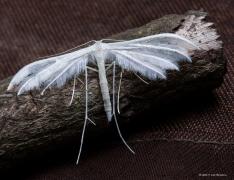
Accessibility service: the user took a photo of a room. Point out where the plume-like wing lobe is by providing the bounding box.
[9,45,95,95]
[105,33,197,80]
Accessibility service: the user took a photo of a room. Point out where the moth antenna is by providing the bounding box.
[117,70,123,114]
[63,40,96,53]
[76,66,88,165]
[36,40,96,61]
[101,39,125,43]
[112,62,135,154]
[134,72,150,85]
[68,75,76,106]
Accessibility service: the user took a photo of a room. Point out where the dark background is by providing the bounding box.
[0,0,233,179]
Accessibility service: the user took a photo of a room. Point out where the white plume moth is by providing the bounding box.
[8,33,198,164]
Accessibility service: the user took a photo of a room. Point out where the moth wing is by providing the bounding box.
[9,45,95,95]
[104,33,197,80]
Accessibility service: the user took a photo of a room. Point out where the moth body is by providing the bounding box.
[94,41,112,122]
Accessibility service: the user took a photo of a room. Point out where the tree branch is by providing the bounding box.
[0,11,226,171]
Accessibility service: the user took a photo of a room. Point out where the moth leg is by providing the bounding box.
[117,71,148,114]
[112,114,135,154]
[76,66,89,165]
[77,77,84,85]
[68,75,76,106]
[87,118,96,126]
[112,62,135,154]
[68,75,96,126]
[68,76,94,105]
[134,72,150,85]
[117,70,123,114]
[105,62,115,72]
[86,66,98,73]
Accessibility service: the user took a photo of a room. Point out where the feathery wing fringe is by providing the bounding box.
[9,46,94,95]
[8,33,197,95]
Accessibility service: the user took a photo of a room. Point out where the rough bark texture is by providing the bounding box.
[0,11,226,171]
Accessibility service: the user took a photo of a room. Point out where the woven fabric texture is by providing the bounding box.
[0,0,233,179]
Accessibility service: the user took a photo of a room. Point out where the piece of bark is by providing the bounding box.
[0,11,225,171]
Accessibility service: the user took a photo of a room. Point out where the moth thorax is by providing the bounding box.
[95,41,102,51]
[94,41,105,61]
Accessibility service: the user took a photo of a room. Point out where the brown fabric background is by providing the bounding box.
[0,0,233,179]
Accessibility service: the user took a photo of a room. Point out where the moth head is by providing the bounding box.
[94,40,102,51]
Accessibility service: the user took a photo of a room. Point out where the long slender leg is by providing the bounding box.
[105,62,115,72]
[87,66,98,72]
[117,71,148,114]
[87,118,96,126]
[117,70,123,114]
[112,62,135,154]
[68,75,76,106]
[69,74,95,126]
[77,77,84,85]
[76,66,89,165]
[134,72,149,85]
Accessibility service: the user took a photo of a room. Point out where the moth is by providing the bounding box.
[7,33,198,164]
